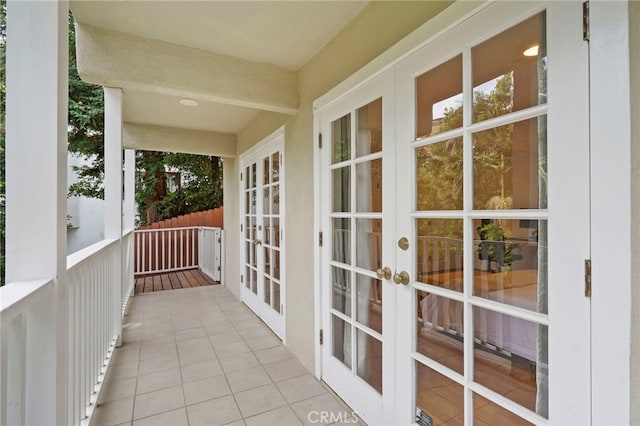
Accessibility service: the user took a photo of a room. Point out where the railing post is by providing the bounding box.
[104,88,123,347]
[122,150,136,311]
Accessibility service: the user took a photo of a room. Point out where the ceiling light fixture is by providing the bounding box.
[523,45,539,57]
[179,98,198,107]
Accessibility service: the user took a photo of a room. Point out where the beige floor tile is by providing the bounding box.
[226,312,258,323]
[111,348,140,366]
[183,374,231,405]
[181,359,224,383]
[276,375,327,404]
[209,331,244,346]
[238,326,273,340]
[172,318,203,332]
[98,377,137,403]
[263,358,309,383]
[136,367,182,395]
[139,342,177,361]
[204,321,235,336]
[92,396,134,426]
[132,407,188,426]
[231,318,263,330]
[105,361,138,383]
[175,327,206,341]
[140,334,175,347]
[255,346,294,365]
[233,383,288,418]
[213,341,251,358]
[177,337,212,354]
[244,335,282,351]
[179,347,217,366]
[244,406,303,426]
[225,365,272,393]
[138,354,179,376]
[290,393,353,426]
[222,421,246,426]
[186,395,242,426]
[133,385,185,420]
[219,352,260,373]
[142,325,174,340]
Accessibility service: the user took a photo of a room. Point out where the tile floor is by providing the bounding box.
[91,285,361,426]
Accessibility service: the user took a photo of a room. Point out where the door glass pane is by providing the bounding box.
[264,248,271,276]
[264,278,271,305]
[356,159,382,212]
[355,274,381,334]
[273,282,281,313]
[251,163,257,188]
[473,219,547,313]
[474,394,534,426]
[332,315,352,369]
[272,152,280,183]
[251,243,256,267]
[416,219,463,291]
[332,267,351,317]
[416,363,464,425]
[472,12,547,122]
[245,166,250,189]
[417,291,463,374]
[333,167,351,212]
[272,218,280,248]
[332,114,351,164]
[263,156,270,184]
[264,220,270,245]
[473,306,548,417]
[245,266,251,289]
[356,98,382,157]
[333,218,351,265]
[251,269,257,294]
[473,117,547,210]
[272,184,280,215]
[416,137,463,211]
[263,187,270,215]
[250,190,256,214]
[356,330,382,394]
[416,55,463,139]
[355,219,380,271]
[273,250,280,280]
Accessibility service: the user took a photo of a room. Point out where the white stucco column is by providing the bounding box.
[5,1,69,424]
[104,87,123,345]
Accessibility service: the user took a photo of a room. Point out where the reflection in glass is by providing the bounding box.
[273,218,280,248]
[251,242,256,268]
[416,138,463,211]
[272,152,280,183]
[332,267,351,317]
[356,159,382,212]
[251,269,257,294]
[273,282,281,313]
[273,250,280,280]
[355,219,380,271]
[416,363,464,425]
[251,163,256,188]
[416,55,463,139]
[263,187,270,215]
[473,306,548,417]
[332,315,352,368]
[333,167,351,212]
[472,12,546,122]
[416,291,463,374]
[332,114,351,164]
[264,248,271,276]
[245,266,251,289]
[355,274,382,334]
[473,219,547,314]
[272,184,280,215]
[263,156,270,184]
[264,221,270,245]
[356,98,382,157]
[473,117,547,210]
[245,166,250,190]
[356,330,382,394]
[264,278,271,305]
[333,218,351,265]
[416,219,463,292]
[474,394,533,426]
[250,190,256,214]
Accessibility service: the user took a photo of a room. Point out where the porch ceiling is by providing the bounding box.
[70,1,370,140]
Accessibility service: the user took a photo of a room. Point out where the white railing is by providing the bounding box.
[199,227,222,282]
[121,230,135,314]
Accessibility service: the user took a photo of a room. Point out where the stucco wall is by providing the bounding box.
[231,1,452,373]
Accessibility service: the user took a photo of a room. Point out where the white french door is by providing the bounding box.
[240,130,285,339]
[318,2,590,425]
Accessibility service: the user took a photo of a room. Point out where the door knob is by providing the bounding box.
[376,267,392,280]
[253,239,262,246]
[393,271,410,285]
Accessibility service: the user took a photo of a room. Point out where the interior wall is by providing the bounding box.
[234,1,453,373]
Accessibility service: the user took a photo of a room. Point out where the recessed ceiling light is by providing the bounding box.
[179,98,198,107]
[523,45,539,57]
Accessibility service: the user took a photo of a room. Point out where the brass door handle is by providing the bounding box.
[393,271,410,285]
[253,239,262,246]
[376,267,392,281]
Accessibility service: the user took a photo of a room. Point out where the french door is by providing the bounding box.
[240,130,285,339]
[319,2,590,425]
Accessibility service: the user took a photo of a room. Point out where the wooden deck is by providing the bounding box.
[134,268,219,295]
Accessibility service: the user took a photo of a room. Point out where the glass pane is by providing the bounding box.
[250,190,256,214]
[264,248,271,276]
[245,217,250,238]
[273,218,280,248]
[245,191,250,214]
[356,330,382,394]
[273,250,280,280]
[264,278,271,305]
[473,219,547,313]
[263,156,270,184]
[332,267,351,317]
[245,266,251,289]
[355,274,382,334]
[416,55,463,139]
[272,184,280,215]
[473,306,548,417]
[356,159,382,212]
[251,163,257,188]
[332,114,351,164]
[332,167,351,212]
[251,242,256,267]
[250,216,256,240]
[245,242,250,268]
[356,98,382,157]
[473,117,547,210]
[416,219,463,292]
[472,12,546,122]
[273,282,281,313]
[251,269,257,294]
[264,221,270,245]
[272,152,280,183]
[245,166,250,190]
[263,187,270,215]
[417,291,463,374]
[332,218,351,265]
[474,394,534,426]
[355,219,381,271]
[416,363,464,425]
[332,315,352,369]
[416,137,463,211]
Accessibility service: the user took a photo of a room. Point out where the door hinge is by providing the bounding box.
[217,266,221,272]
[585,259,592,297]
[319,329,324,345]
[240,172,243,181]
[319,231,323,247]
[241,274,244,283]
[241,224,243,232]
[583,1,590,41]
[318,133,323,149]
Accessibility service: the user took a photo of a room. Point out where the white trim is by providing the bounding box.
[313,113,323,379]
